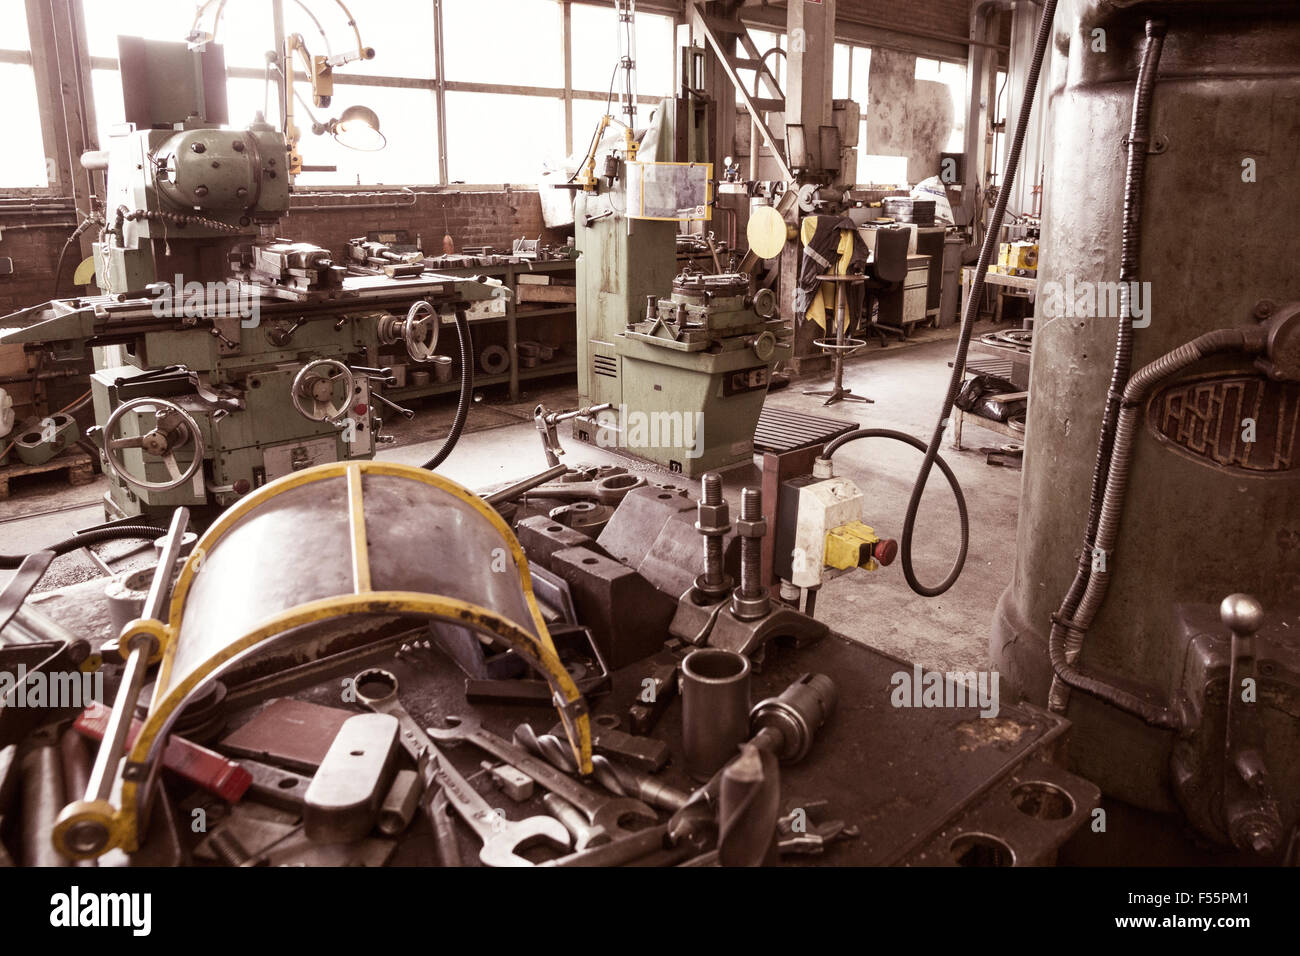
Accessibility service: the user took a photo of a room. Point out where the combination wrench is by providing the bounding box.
[353,669,569,867]
[429,714,659,839]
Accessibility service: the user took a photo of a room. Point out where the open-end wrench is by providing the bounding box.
[542,793,612,851]
[354,669,570,867]
[429,714,659,839]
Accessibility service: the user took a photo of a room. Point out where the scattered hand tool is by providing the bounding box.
[303,713,400,843]
[627,660,679,735]
[554,714,669,773]
[514,723,689,812]
[483,761,534,802]
[430,713,658,838]
[543,793,614,850]
[354,668,570,867]
[668,673,838,849]
[378,770,423,836]
[75,700,252,802]
[237,758,312,811]
[716,743,781,866]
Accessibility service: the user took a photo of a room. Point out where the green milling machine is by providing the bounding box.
[0,39,498,525]
[571,102,789,477]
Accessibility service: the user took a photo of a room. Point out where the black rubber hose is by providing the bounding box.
[51,214,102,297]
[822,428,968,581]
[0,525,168,570]
[419,309,473,471]
[897,0,1058,597]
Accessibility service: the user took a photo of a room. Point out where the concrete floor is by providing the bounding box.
[0,320,1020,675]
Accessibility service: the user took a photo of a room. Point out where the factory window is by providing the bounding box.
[444,92,564,184]
[84,0,441,184]
[571,4,674,98]
[35,0,686,189]
[849,46,872,186]
[737,28,785,101]
[443,0,564,88]
[0,0,51,188]
[833,43,850,99]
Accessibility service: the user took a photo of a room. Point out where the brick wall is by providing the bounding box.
[280,187,565,261]
[0,223,71,317]
[0,187,560,319]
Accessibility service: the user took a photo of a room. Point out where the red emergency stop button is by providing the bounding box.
[874,538,899,566]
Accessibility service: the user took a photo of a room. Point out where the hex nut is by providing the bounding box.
[695,502,731,533]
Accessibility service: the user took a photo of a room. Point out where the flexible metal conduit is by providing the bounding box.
[1047,327,1267,726]
[1046,16,1167,711]
[419,309,473,471]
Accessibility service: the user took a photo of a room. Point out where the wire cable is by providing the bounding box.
[894,0,1057,597]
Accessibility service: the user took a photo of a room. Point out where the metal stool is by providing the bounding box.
[803,273,873,406]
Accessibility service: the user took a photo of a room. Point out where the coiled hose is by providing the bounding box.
[896,0,1057,597]
[0,524,168,570]
[1046,327,1266,727]
[822,429,968,580]
[1047,16,1167,712]
[419,309,472,471]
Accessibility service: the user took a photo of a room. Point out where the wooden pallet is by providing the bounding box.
[0,448,96,499]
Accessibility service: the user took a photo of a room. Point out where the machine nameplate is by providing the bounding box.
[1148,373,1300,474]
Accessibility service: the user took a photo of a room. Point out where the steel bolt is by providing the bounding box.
[694,473,732,600]
[732,487,770,620]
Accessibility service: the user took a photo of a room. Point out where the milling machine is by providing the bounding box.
[572,103,789,477]
[0,38,499,524]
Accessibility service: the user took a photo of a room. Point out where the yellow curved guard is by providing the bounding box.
[99,460,591,855]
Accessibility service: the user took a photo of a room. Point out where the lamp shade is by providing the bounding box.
[333,105,386,151]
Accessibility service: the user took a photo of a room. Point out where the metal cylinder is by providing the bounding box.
[681,648,751,781]
[750,672,839,763]
[20,743,67,867]
[991,0,1300,814]
[105,567,154,634]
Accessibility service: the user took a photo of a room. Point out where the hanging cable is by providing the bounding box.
[894,0,1058,597]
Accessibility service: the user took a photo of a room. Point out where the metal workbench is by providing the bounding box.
[21,574,1097,867]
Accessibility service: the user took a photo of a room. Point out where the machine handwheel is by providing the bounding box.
[102,397,205,492]
[403,300,439,363]
[292,359,356,423]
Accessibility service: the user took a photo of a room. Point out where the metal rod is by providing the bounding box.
[484,463,568,506]
[83,639,150,805]
[82,507,189,808]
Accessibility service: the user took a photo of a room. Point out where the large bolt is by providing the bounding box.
[731,487,770,620]
[694,473,732,601]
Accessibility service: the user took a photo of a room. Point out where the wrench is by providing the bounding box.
[353,669,570,867]
[429,714,659,839]
[542,793,612,851]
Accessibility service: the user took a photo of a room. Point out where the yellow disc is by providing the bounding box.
[748,205,790,260]
[72,256,97,287]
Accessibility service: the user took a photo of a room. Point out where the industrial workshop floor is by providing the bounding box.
[0,320,1016,678]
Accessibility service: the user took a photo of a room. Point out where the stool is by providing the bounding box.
[803,273,873,406]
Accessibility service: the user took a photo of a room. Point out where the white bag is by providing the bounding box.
[911,175,955,226]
